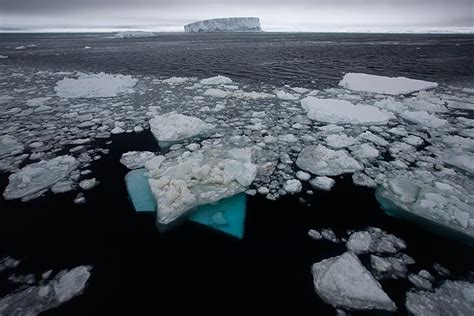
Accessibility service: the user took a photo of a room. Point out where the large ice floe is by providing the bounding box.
[311,252,397,311]
[55,73,138,98]
[0,265,92,315]
[147,146,257,226]
[339,73,438,95]
[301,97,392,125]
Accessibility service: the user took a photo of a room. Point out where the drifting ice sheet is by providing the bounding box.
[149,113,215,142]
[55,73,138,98]
[339,73,438,95]
[312,252,397,311]
[301,97,392,125]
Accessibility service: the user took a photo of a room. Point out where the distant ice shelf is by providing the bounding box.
[184,17,262,33]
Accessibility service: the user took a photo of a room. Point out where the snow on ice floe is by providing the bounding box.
[0,265,92,315]
[406,280,474,315]
[147,146,257,226]
[339,73,438,95]
[301,97,392,125]
[149,113,215,142]
[296,145,363,176]
[3,155,79,201]
[0,55,8,59]
[55,73,138,98]
[200,75,233,85]
[114,31,155,38]
[312,252,397,311]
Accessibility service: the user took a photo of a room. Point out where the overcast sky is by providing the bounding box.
[0,0,472,32]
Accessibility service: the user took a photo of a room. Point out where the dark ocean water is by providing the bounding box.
[1,32,474,87]
[0,33,473,314]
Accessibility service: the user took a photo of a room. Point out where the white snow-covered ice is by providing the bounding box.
[339,73,438,95]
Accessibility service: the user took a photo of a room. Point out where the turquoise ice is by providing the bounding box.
[189,193,247,239]
[125,169,247,238]
[125,169,156,212]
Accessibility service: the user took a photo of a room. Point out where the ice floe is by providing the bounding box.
[339,73,438,95]
[149,113,215,143]
[3,155,79,201]
[147,146,257,226]
[120,151,157,169]
[301,97,392,125]
[312,252,397,311]
[200,75,233,85]
[296,145,363,176]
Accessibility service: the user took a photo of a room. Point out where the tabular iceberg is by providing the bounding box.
[184,17,262,33]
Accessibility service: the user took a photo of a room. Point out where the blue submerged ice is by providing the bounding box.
[188,193,246,239]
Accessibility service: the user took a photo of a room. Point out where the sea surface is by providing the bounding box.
[0,32,473,314]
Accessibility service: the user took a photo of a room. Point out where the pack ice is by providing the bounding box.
[312,252,397,311]
[339,73,438,95]
[147,146,257,226]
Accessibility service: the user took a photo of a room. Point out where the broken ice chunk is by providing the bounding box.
[120,151,157,169]
[283,179,302,193]
[312,252,397,311]
[200,75,232,85]
[309,176,335,191]
[3,155,79,200]
[0,135,24,158]
[0,265,92,315]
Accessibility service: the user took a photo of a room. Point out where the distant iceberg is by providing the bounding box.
[114,31,155,38]
[184,17,262,33]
